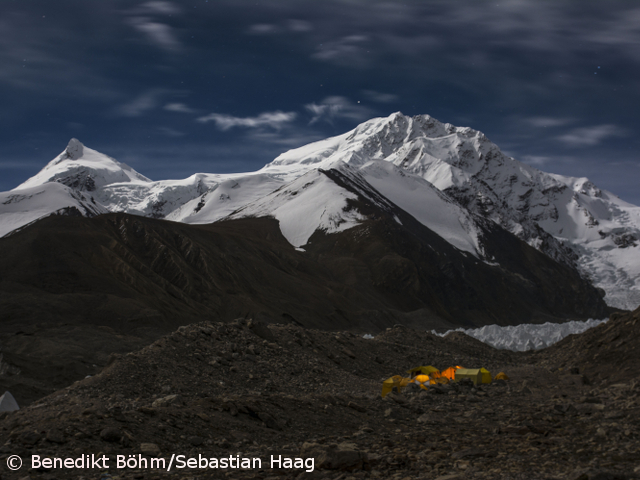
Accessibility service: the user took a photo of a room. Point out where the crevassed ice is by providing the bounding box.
[431,318,607,352]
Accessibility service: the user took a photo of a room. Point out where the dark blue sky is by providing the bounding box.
[2,0,639,204]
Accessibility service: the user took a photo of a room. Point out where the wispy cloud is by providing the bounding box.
[246,19,313,35]
[246,24,280,35]
[135,1,181,15]
[128,17,181,52]
[556,125,626,147]
[247,129,324,147]
[116,90,165,117]
[312,35,371,67]
[196,111,297,130]
[287,19,313,33]
[524,116,575,128]
[164,102,196,114]
[124,1,182,52]
[305,96,374,125]
[362,90,398,104]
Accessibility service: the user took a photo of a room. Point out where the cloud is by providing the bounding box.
[247,129,324,147]
[287,19,313,33]
[136,1,181,15]
[124,2,182,52]
[129,18,181,52]
[116,90,165,117]
[556,125,625,147]
[524,116,575,128]
[246,20,312,35]
[246,24,281,35]
[196,111,297,130]
[305,96,375,125]
[164,102,195,114]
[312,35,370,67]
[362,90,398,104]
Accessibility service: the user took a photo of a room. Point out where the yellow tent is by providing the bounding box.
[440,366,463,380]
[407,365,440,378]
[494,372,509,381]
[480,368,492,384]
[412,374,431,390]
[381,375,411,398]
[454,368,483,385]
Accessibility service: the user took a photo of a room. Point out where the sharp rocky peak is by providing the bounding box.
[64,138,84,160]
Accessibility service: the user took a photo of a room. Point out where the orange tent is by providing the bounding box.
[440,366,464,380]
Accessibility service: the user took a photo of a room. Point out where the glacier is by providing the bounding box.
[434,318,608,352]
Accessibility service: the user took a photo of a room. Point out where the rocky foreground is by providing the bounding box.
[1,307,639,480]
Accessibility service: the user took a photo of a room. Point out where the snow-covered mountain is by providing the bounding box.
[2,112,639,309]
[262,113,640,309]
[0,182,108,238]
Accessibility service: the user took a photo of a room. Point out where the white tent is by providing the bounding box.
[0,391,19,412]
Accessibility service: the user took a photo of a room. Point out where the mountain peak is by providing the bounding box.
[64,138,84,160]
[14,140,151,192]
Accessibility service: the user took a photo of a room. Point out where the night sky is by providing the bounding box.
[2,0,639,204]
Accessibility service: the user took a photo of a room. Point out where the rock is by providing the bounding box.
[568,468,635,480]
[385,408,403,420]
[430,385,446,394]
[347,401,366,413]
[188,435,204,446]
[342,348,356,359]
[451,447,488,459]
[247,319,277,343]
[301,441,367,471]
[17,431,41,446]
[417,413,433,423]
[387,393,408,405]
[45,429,65,444]
[100,428,122,443]
[151,394,181,408]
[258,411,283,431]
[140,442,161,456]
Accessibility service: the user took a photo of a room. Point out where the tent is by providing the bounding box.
[407,365,440,378]
[0,391,19,412]
[381,375,411,398]
[494,372,509,381]
[480,368,492,384]
[440,366,463,380]
[411,374,431,390]
[454,368,483,385]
